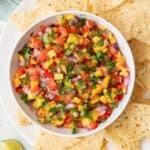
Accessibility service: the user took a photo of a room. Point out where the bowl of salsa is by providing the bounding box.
[10,11,135,137]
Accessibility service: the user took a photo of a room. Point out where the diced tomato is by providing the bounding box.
[59,26,68,36]
[31,36,43,49]
[116,83,123,90]
[57,52,64,58]
[76,121,84,128]
[109,45,117,54]
[69,26,79,33]
[47,79,58,91]
[15,87,23,93]
[64,114,72,125]
[44,71,54,78]
[37,50,48,62]
[54,35,66,45]
[104,108,112,119]
[84,38,91,47]
[85,20,94,29]
[15,67,25,77]
[80,71,89,81]
[40,25,46,32]
[82,25,90,33]
[64,94,73,104]
[45,45,54,51]
[87,122,98,130]
[54,95,61,102]
[116,95,123,101]
[112,74,123,84]
[27,67,39,80]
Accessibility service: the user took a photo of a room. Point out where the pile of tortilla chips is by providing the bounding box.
[12,0,150,149]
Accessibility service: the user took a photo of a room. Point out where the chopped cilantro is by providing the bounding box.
[49,107,58,114]
[20,93,29,104]
[71,127,77,134]
[69,19,75,26]
[18,45,31,59]
[106,60,115,71]
[96,40,104,46]
[97,29,102,36]
[49,29,56,39]
[65,48,72,56]
[90,75,98,82]
[96,51,104,62]
[77,18,86,27]
[67,63,74,73]
[21,73,30,86]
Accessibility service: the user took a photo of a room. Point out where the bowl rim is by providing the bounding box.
[9,10,135,138]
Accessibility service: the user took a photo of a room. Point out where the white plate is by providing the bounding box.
[0,0,150,149]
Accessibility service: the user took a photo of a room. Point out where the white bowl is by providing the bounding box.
[9,10,135,138]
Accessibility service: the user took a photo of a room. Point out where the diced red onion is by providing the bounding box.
[45,93,54,100]
[124,76,130,85]
[66,103,75,109]
[33,48,41,57]
[68,56,77,62]
[109,45,117,53]
[49,90,59,96]
[38,31,43,36]
[40,77,49,82]
[72,75,81,82]
[22,86,30,94]
[56,66,61,73]
[45,27,51,32]
[97,79,102,84]
[19,61,25,66]
[95,105,108,115]
[113,43,119,50]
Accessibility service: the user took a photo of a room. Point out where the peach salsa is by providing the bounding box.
[13,14,129,134]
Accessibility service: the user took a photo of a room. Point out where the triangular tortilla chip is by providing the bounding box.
[136,61,150,89]
[34,131,82,150]
[69,131,104,150]
[128,39,150,64]
[17,110,31,125]
[105,103,150,142]
[11,6,56,32]
[105,127,140,150]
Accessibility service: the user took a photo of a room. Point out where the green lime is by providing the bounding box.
[0,139,24,150]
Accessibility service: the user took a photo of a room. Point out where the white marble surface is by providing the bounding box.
[0,22,31,150]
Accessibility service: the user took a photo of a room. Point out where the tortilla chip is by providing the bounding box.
[128,39,150,64]
[131,82,150,105]
[105,103,150,142]
[88,0,125,13]
[36,0,67,11]
[136,61,150,89]
[100,139,107,150]
[69,131,104,150]
[105,127,140,150]
[36,0,89,11]
[97,0,150,43]
[34,131,82,150]
[11,6,56,32]
[17,110,31,125]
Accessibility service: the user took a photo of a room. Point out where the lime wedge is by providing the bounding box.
[0,140,24,150]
